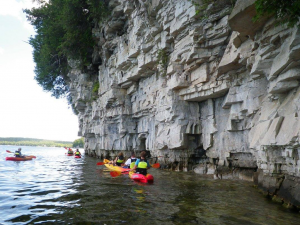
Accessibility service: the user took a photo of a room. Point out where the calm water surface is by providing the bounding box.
[0,145,299,225]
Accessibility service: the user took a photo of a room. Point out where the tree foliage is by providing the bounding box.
[24,0,109,98]
[73,137,84,148]
[190,0,236,16]
[254,0,300,27]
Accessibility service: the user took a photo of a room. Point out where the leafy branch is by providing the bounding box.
[254,0,300,27]
[24,0,109,99]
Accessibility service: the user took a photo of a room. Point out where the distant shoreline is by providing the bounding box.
[0,137,73,148]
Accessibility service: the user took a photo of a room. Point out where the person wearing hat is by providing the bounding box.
[14,148,24,158]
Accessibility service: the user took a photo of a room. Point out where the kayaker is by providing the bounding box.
[131,151,151,175]
[110,152,125,166]
[123,152,137,169]
[74,149,81,156]
[14,148,24,158]
[68,148,73,155]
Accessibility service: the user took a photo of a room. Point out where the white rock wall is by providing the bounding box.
[68,0,300,206]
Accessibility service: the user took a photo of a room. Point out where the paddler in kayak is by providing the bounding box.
[131,151,151,175]
[109,152,125,166]
[123,152,137,169]
[14,148,24,158]
[74,149,81,157]
[67,148,74,155]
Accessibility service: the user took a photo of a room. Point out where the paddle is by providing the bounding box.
[110,170,130,177]
[110,171,122,177]
[151,163,160,169]
[96,159,110,166]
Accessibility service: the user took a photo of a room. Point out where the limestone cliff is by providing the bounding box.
[68,0,300,207]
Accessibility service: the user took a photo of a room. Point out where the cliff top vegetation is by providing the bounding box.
[24,0,109,101]
[254,0,300,27]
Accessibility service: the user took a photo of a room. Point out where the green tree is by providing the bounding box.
[73,137,84,148]
[254,0,300,27]
[24,0,109,99]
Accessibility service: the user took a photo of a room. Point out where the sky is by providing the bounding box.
[0,0,80,142]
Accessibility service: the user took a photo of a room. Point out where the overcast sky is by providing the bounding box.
[0,0,80,142]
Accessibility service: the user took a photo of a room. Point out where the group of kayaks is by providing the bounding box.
[6,150,155,184]
[5,149,82,161]
[65,147,82,158]
[6,154,81,160]
[66,153,81,158]
[100,159,154,184]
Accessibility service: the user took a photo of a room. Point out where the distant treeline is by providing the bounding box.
[0,137,72,148]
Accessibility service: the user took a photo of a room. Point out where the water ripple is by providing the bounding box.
[1,145,300,224]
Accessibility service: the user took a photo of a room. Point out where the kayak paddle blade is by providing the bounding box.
[96,162,105,166]
[152,163,160,169]
[6,150,13,153]
[110,171,121,177]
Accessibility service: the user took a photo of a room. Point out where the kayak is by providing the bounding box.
[74,155,81,158]
[104,163,130,173]
[129,171,154,183]
[6,156,33,161]
[103,159,130,173]
[66,153,73,156]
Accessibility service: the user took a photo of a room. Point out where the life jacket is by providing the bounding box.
[15,150,21,157]
[75,151,80,156]
[129,158,137,169]
[136,158,148,175]
[116,155,124,166]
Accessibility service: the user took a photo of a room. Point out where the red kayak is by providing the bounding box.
[66,153,73,156]
[6,156,34,161]
[74,155,81,158]
[129,171,154,183]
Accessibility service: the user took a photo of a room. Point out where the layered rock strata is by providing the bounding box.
[68,0,300,207]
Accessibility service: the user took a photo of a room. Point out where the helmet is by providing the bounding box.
[18,148,21,151]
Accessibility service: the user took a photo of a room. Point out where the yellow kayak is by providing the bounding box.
[104,160,130,172]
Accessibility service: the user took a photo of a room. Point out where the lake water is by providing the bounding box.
[0,145,299,224]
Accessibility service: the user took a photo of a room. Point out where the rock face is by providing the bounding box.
[68,0,300,207]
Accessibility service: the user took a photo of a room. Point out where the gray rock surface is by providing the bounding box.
[68,0,300,207]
